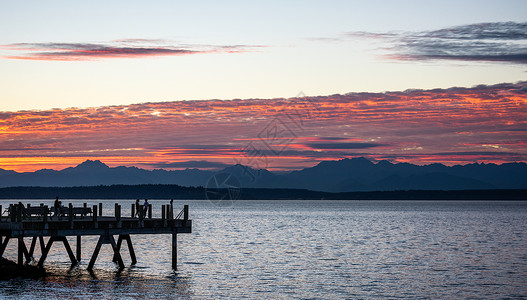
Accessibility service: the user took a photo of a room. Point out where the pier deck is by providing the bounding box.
[0,202,191,271]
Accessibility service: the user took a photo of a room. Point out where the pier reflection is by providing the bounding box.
[0,263,195,299]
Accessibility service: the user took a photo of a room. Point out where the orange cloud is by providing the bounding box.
[0,82,526,171]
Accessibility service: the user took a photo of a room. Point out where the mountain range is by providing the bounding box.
[1,158,526,192]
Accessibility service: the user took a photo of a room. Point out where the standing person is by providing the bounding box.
[143,199,150,218]
[135,199,140,217]
[18,202,27,220]
[54,196,60,219]
[169,199,174,219]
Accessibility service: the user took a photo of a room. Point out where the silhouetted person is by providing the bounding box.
[135,199,140,217]
[144,199,150,217]
[18,202,27,219]
[54,197,61,219]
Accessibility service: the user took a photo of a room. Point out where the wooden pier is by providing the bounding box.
[0,202,191,271]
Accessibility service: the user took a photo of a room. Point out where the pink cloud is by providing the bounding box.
[0,82,526,171]
[1,40,263,61]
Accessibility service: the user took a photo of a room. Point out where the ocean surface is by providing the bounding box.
[1,200,526,299]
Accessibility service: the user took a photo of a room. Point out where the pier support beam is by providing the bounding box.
[38,236,78,268]
[172,229,178,270]
[28,236,37,260]
[0,236,9,257]
[17,237,31,265]
[113,234,137,265]
[88,233,124,271]
[76,236,82,261]
[27,236,46,262]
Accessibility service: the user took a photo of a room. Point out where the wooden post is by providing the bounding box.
[184,205,189,221]
[162,205,167,227]
[166,205,171,220]
[98,203,102,216]
[148,204,152,219]
[115,203,121,220]
[172,230,178,270]
[92,205,98,228]
[76,236,81,261]
[131,204,135,218]
[116,204,121,228]
[68,203,74,228]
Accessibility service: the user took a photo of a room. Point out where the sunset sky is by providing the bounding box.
[0,1,526,172]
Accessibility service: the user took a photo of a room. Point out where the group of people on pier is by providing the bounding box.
[135,199,150,217]
[133,198,174,218]
[53,196,64,219]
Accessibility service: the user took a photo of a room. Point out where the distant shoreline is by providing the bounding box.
[0,185,526,200]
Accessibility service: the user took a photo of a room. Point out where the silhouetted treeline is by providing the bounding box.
[0,184,204,199]
[0,185,526,200]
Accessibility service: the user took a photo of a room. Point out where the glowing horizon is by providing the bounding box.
[1,82,525,172]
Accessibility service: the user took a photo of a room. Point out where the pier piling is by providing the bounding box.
[172,230,177,270]
[77,235,82,261]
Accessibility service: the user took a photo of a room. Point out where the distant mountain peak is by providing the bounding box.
[315,157,374,168]
[71,160,109,170]
[376,160,394,166]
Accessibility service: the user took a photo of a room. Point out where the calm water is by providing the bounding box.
[1,200,526,299]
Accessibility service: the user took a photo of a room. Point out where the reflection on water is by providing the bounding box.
[1,264,193,299]
[1,200,527,299]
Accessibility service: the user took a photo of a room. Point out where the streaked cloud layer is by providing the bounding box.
[348,22,527,64]
[1,39,261,61]
[1,82,525,172]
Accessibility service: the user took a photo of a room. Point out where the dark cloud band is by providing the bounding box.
[1,40,262,61]
[305,142,386,150]
[348,22,527,64]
